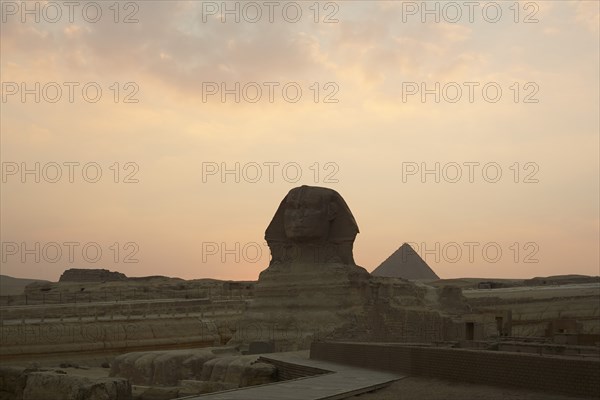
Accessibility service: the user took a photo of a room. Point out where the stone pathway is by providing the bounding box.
[177,351,404,400]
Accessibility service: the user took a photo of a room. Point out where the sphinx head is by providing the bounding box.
[283,186,339,242]
[265,186,359,265]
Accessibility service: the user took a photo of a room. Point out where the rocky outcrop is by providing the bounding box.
[0,366,27,399]
[23,373,131,400]
[59,269,127,283]
[110,348,275,396]
[111,349,220,386]
[0,367,131,400]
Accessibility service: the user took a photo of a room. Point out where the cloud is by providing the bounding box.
[573,0,599,33]
[1,0,598,280]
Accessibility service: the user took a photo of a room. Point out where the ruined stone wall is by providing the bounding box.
[310,341,600,398]
[0,300,248,361]
[0,318,222,360]
[464,288,600,336]
[365,306,462,343]
[0,298,245,321]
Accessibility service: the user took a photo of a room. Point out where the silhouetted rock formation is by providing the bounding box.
[372,243,439,280]
[59,268,127,283]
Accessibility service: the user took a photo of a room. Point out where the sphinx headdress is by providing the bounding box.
[264,186,359,265]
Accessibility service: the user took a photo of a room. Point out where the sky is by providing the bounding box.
[1,0,599,282]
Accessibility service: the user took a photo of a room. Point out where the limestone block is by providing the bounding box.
[22,372,130,400]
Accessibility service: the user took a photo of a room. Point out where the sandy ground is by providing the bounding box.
[349,377,597,400]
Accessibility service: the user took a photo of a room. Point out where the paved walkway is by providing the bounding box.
[178,351,404,400]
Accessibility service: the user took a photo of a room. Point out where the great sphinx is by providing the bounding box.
[230,185,373,351]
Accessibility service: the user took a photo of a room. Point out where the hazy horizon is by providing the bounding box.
[3,244,600,283]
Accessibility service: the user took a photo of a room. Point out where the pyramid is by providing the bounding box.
[372,243,439,280]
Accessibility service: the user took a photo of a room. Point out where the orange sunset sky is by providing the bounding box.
[1,0,598,282]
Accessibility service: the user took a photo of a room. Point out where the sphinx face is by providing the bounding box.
[283,189,331,242]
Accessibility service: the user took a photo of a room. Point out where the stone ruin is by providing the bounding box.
[59,268,127,283]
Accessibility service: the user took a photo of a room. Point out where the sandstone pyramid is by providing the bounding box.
[372,243,439,280]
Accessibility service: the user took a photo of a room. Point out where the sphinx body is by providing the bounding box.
[229,186,371,351]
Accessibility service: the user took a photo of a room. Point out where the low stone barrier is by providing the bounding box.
[310,341,600,398]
